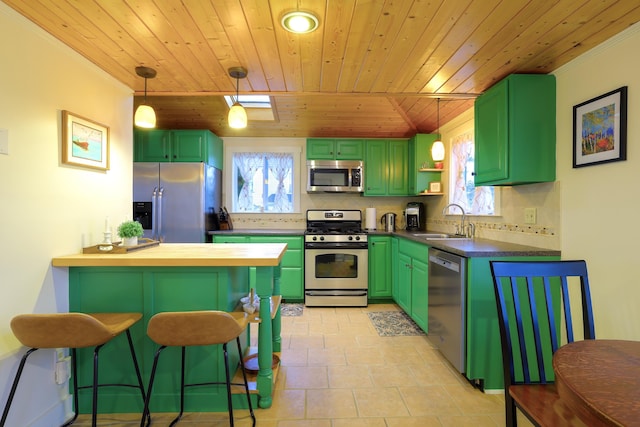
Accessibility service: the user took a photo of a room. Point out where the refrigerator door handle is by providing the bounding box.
[157,187,164,242]
[151,187,158,241]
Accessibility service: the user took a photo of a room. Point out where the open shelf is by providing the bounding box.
[235,295,282,323]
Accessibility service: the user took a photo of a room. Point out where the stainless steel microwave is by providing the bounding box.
[306,160,364,193]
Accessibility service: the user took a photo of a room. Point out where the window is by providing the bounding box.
[231,151,297,213]
[448,131,498,215]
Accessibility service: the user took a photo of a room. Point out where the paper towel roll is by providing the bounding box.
[365,208,377,230]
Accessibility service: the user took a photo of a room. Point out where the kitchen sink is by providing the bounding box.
[411,233,470,240]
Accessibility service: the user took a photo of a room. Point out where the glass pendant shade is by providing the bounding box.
[228,102,247,129]
[134,104,156,128]
[431,140,445,162]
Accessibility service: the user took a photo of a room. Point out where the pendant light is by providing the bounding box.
[134,66,157,128]
[431,98,445,169]
[228,67,248,129]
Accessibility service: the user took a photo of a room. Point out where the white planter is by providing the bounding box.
[122,236,139,247]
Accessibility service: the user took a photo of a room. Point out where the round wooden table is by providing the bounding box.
[553,339,640,426]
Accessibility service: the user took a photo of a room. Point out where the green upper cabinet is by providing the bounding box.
[135,129,223,168]
[408,133,443,195]
[474,74,556,186]
[306,138,364,160]
[364,139,409,196]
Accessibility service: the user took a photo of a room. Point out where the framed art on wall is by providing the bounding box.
[573,86,627,168]
[61,110,110,171]
[428,181,442,193]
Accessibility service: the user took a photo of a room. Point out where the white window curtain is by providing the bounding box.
[451,132,495,215]
[233,153,263,211]
[267,153,292,212]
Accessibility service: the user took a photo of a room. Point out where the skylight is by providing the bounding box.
[224,95,272,109]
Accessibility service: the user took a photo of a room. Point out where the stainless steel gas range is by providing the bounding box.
[304,209,368,307]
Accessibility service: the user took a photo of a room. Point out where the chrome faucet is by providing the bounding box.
[443,203,467,237]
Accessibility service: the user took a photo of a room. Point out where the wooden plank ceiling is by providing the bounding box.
[4,0,640,138]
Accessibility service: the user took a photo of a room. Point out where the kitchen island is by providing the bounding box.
[52,243,286,413]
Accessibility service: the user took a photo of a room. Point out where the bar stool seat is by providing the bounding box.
[141,310,256,427]
[1,312,146,427]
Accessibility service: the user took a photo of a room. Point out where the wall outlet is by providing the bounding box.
[524,207,537,224]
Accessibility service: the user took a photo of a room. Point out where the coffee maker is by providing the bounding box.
[405,202,426,231]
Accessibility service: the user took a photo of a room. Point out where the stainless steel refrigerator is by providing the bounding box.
[133,163,221,243]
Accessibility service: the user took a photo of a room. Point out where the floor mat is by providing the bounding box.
[280,303,303,317]
[367,311,425,337]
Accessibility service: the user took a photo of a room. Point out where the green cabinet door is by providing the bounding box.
[307,138,363,160]
[396,252,412,313]
[388,139,409,195]
[307,139,335,159]
[364,140,388,195]
[368,236,392,299]
[410,257,429,331]
[134,129,171,162]
[171,130,206,162]
[335,139,364,159]
[474,80,509,183]
[474,74,556,186]
[135,129,223,166]
[391,237,399,301]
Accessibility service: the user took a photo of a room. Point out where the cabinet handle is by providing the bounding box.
[337,151,341,155]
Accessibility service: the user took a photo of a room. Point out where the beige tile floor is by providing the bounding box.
[76,303,534,426]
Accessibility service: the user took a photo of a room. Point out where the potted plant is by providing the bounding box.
[117,220,144,246]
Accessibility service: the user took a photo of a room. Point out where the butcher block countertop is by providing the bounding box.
[52,243,288,267]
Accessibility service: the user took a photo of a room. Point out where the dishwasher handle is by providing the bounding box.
[429,254,461,273]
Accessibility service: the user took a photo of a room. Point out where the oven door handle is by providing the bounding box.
[305,291,368,296]
[304,243,368,250]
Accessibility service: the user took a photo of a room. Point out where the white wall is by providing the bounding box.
[554,23,640,340]
[0,4,133,425]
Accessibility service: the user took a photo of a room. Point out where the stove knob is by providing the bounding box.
[348,236,353,241]
[356,236,361,241]
[320,236,325,241]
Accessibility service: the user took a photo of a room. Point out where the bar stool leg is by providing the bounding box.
[125,329,148,407]
[169,347,187,427]
[222,343,234,427]
[140,346,166,427]
[235,338,256,427]
[0,348,38,427]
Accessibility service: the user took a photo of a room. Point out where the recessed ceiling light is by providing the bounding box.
[281,11,319,34]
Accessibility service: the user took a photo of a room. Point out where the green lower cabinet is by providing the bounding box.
[391,237,400,301]
[368,236,392,300]
[395,238,429,331]
[213,235,304,301]
[68,266,251,413]
[410,257,428,331]
[465,255,559,391]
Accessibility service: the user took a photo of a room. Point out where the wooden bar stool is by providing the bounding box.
[141,310,256,427]
[1,312,147,427]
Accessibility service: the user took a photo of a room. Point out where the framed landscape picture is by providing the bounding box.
[61,110,110,171]
[573,86,627,168]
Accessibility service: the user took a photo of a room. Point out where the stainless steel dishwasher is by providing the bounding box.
[428,248,467,373]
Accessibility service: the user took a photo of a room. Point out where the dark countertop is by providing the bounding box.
[209,228,560,257]
[388,230,560,257]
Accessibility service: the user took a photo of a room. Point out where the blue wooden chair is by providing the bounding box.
[490,260,596,427]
